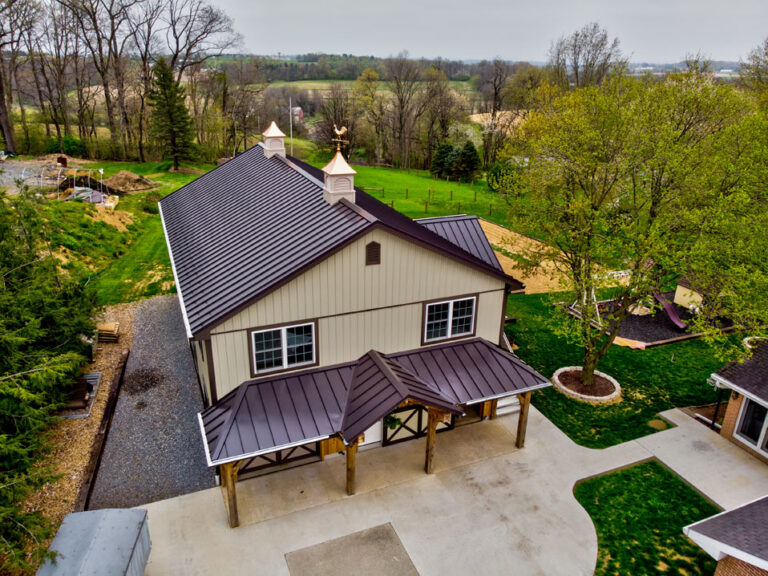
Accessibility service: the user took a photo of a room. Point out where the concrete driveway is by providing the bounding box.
[141,406,768,575]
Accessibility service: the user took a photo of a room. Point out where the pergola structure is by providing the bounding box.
[199,338,548,528]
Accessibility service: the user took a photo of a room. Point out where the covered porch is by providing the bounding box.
[199,338,549,528]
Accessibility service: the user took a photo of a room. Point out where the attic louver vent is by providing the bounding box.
[366,242,381,266]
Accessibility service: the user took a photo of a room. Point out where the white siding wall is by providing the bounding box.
[209,228,506,397]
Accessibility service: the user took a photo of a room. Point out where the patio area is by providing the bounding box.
[141,405,768,575]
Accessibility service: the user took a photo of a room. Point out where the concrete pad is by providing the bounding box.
[285,523,419,576]
[635,408,768,510]
[140,406,767,576]
[143,408,648,576]
[234,419,517,526]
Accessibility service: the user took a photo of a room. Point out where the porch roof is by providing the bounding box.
[199,338,550,467]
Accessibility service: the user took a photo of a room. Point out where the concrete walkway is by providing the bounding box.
[141,407,768,576]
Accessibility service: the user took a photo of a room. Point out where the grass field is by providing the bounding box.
[42,160,212,305]
[268,79,474,94]
[53,158,515,306]
[575,460,718,576]
[506,293,723,448]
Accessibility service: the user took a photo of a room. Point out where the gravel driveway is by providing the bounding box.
[89,295,214,509]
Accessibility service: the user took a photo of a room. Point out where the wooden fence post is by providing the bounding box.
[425,201,429,213]
[457,202,461,214]
[405,188,409,199]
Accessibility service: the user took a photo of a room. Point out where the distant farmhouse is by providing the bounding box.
[159,122,550,527]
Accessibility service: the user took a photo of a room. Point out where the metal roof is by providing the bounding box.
[341,350,461,441]
[160,147,512,337]
[715,342,768,404]
[684,495,768,569]
[199,338,550,466]
[389,338,549,405]
[416,215,503,273]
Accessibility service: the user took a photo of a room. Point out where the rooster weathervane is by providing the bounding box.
[332,124,348,152]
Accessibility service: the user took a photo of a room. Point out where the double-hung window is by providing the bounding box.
[251,322,315,374]
[424,297,476,343]
[735,397,768,457]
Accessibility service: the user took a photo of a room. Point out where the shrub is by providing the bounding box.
[140,192,162,214]
[45,136,88,158]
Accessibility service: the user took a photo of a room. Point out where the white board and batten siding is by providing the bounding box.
[209,228,507,397]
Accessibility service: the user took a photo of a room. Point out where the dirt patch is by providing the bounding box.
[558,369,617,398]
[23,301,137,532]
[35,154,89,166]
[123,367,164,394]
[90,205,133,232]
[104,170,156,193]
[169,166,204,175]
[648,419,667,430]
[131,265,174,297]
[480,219,565,293]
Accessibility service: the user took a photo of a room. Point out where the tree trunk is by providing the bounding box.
[0,65,16,154]
[581,349,597,387]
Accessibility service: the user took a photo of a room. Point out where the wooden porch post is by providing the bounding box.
[425,407,440,474]
[489,399,499,420]
[221,462,240,528]
[516,391,532,448]
[346,437,359,495]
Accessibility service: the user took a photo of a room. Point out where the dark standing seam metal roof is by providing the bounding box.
[341,350,461,441]
[160,147,513,337]
[199,338,550,466]
[685,496,768,566]
[715,342,768,404]
[159,146,372,336]
[416,215,503,273]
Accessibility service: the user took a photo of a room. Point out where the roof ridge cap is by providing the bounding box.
[366,350,409,397]
[211,383,249,460]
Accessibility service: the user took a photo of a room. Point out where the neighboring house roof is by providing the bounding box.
[160,145,516,338]
[683,495,768,571]
[416,215,503,273]
[713,342,768,405]
[199,337,550,466]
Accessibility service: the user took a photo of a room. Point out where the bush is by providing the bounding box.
[140,192,162,214]
[430,143,454,178]
[45,136,88,158]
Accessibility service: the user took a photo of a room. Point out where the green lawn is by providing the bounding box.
[507,293,723,448]
[575,460,719,576]
[41,160,210,305]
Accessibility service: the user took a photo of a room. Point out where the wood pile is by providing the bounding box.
[97,322,120,343]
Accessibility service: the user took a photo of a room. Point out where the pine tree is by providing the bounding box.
[148,58,194,170]
[457,141,481,182]
[430,143,454,178]
[0,186,95,572]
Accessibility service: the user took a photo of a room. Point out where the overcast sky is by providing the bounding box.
[219,0,766,63]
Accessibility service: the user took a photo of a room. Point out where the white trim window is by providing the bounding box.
[252,322,315,374]
[424,297,476,342]
[735,397,768,457]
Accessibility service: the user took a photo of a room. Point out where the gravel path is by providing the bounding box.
[89,295,214,509]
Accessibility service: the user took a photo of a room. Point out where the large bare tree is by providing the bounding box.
[548,22,624,89]
[385,53,426,169]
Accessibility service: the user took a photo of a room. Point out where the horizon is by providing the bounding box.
[216,0,766,65]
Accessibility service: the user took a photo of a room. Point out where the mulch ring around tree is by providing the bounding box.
[552,366,622,404]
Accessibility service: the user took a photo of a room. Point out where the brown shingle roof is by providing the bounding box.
[161,146,512,337]
[684,496,768,569]
[199,338,550,466]
[715,342,768,404]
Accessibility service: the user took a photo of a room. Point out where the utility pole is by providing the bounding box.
[289,96,294,156]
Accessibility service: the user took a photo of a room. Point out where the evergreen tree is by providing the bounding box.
[0,186,94,572]
[148,58,194,170]
[444,146,461,180]
[430,142,454,178]
[456,140,481,182]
